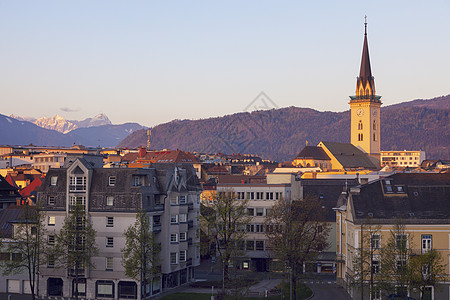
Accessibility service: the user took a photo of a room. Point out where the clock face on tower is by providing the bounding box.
[356,108,364,117]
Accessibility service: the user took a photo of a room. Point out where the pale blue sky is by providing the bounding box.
[1,1,449,127]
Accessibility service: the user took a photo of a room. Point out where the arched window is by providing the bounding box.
[365,88,370,96]
[373,120,376,130]
[373,133,376,141]
[358,120,363,130]
[359,88,364,96]
[358,133,364,141]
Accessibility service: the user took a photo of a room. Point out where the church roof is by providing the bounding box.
[359,25,372,86]
[295,146,331,161]
[319,141,378,170]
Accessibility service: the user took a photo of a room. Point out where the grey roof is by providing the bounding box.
[301,179,359,221]
[320,141,378,169]
[295,146,331,160]
[350,173,450,224]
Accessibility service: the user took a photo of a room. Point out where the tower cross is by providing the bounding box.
[364,15,367,35]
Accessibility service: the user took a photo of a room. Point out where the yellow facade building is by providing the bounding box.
[335,173,450,300]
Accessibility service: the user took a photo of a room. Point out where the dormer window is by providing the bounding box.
[132,175,143,186]
[69,176,86,191]
[50,176,58,186]
[108,176,116,186]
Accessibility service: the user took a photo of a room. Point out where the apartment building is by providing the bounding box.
[380,150,426,168]
[37,156,202,299]
[33,153,66,173]
[335,173,450,300]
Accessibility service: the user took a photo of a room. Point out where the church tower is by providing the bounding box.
[349,17,382,162]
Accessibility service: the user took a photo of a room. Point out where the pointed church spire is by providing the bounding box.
[359,16,372,86]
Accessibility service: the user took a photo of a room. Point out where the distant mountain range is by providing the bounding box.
[0,113,143,148]
[118,94,450,161]
[10,113,112,134]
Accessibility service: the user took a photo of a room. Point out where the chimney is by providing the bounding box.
[139,147,147,158]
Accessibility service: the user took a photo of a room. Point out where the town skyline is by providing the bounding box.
[1,1,449,127]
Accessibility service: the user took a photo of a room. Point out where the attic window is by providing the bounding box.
[409,212,415,217]
[50,176,58,186]
[396,186,405,193]
[368,212,374,217]
[413,191,419,197]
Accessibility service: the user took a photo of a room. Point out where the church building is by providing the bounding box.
[349,18,382,164]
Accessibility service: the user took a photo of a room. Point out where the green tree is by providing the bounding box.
[1,205,47,300]
[264,196,330,300]
[121,210,161,299]
[408,249,446,300]
[201,190,251,287]
[53,203,98,300]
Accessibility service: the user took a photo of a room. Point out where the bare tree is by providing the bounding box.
[265,195,330,300]
[122,210,161,299]
[1,205,47,300]
[351,219,383,300]
[201,190,251,287]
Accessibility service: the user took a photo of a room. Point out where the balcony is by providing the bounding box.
[349,94,382,103]
[151,204,164,212]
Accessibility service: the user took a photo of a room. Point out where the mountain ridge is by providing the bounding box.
[118,94,450,161]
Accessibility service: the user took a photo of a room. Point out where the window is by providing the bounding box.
[247,224,254,232]
[69,196,86,208]
[395,234,407,249]
[48,216,56,226]
[246,240,255,251]
[106,257,113,271]
[266,192,273,200]
[178,195,186,204]
[179,250,187,262]
[170,252,177,264]
[255,224,264,233]
[179,213,187,223]
[132,175,142,186]
[48,235,55,245]
[47,255,55,268]
[371,234,380,249]
[275,192,282,200]
[69,176,86,191]
[50,176,58,186]
[422,235,432,253]
[170,215,178,224]
[108,176,116,186]
[395,256,407,272]
[180,232,187,241]
[47,196,56,206]
[106,196,114,206]
[247,208,254,216]
[106,237,114,247]
[247,192,254,200]
[358,120,363,130]
[170,233,178,243]
[266,208,272,216]
[256,192,263,200]
[373,120,377,130]
[255,241,264,251]
[96,280,114,298]
[373,133,376,141]
[358,133,364,141]
[170,197,179,205]
[256,208,264,216]
[371,256,380,274]
[106,217,114,227]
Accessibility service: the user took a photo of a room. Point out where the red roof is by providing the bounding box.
[5,174,18,188]
[19,177,43,197]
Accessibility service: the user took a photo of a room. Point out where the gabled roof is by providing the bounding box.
[350,173,450,224]
[319,141,378,170]
[295,146,331,160]
[19,177,43,197]
[0,205,36,238]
